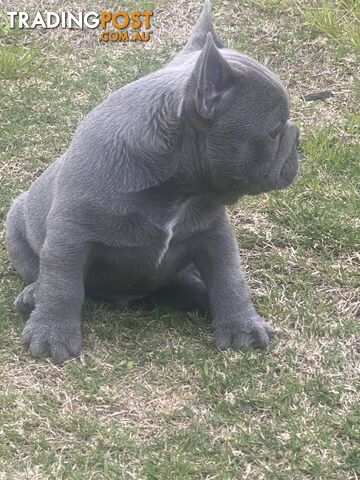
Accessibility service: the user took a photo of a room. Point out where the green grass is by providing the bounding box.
[299,0,360,53]
[0,1,359,479]
[0,44,42,79]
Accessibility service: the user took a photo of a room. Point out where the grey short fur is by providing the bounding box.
[5,1,299,363]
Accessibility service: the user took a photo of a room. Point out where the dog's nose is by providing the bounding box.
[288,120,300,146]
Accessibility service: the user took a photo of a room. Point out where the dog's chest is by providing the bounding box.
[156,205,187,267]
[90,197,221,292]
[96,196,219,273]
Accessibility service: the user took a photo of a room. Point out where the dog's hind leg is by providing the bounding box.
[155,265,209,313]
[6,192,39,283]
[6,193,39,313]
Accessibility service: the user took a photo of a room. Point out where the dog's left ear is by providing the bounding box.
[190,33,237,121]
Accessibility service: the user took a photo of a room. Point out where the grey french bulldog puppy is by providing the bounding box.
[5,1,299,363]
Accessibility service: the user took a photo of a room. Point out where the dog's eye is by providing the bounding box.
[269,124,282,139]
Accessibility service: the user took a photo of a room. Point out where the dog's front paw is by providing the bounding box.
[21,311,82,363]
[214,313,275,351]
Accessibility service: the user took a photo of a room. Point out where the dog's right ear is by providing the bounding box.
[183,0,224,53]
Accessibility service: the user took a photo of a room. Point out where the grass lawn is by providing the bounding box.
[0,1,359,478]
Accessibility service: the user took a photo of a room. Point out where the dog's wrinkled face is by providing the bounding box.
[178,5,299,200]
[114,1,299,200]
[203,51,299,196]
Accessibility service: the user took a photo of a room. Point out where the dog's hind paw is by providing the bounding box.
[12,282,37,315]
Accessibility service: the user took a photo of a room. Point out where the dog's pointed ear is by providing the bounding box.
[183,0,224,53]
[191,33,237,121]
